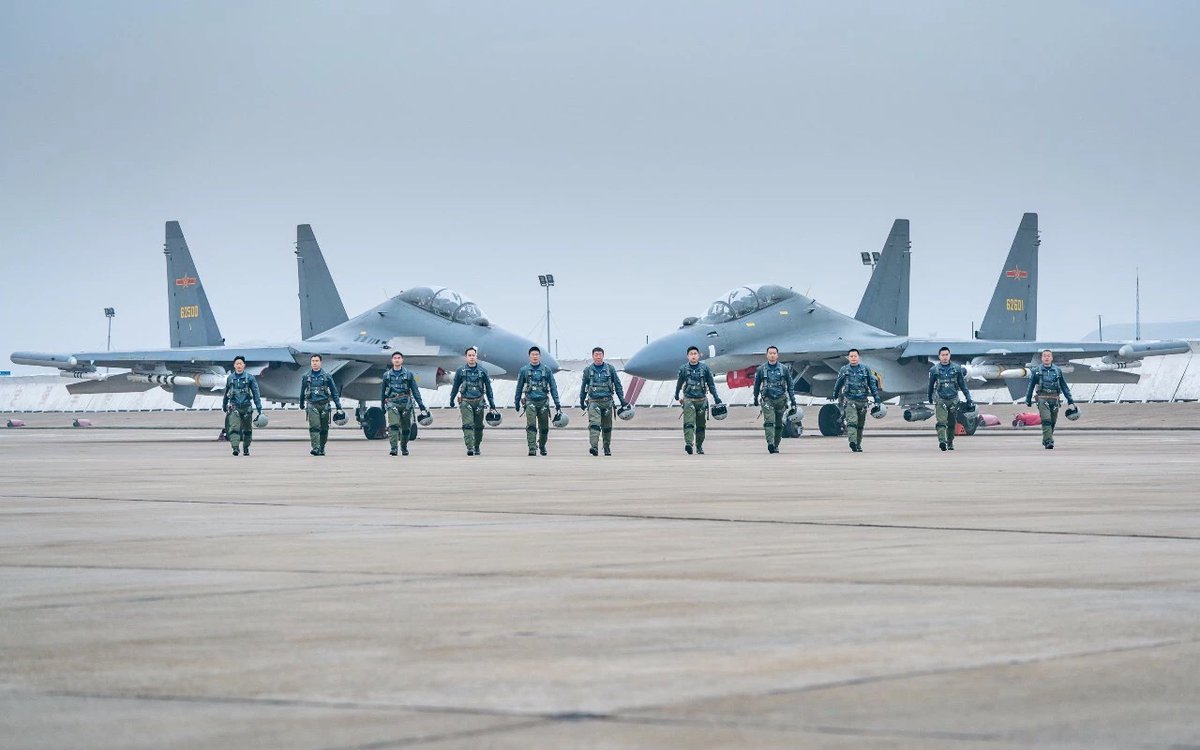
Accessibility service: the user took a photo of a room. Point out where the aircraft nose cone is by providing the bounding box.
[542,351,560,371]
[626,339,683,380]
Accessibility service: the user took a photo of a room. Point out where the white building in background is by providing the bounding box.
[3,349,1199,413]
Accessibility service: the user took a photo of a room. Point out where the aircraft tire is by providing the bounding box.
[363,406,386,440]
[818,403,845,437]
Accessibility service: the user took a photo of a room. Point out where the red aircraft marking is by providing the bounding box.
[175,276,198,287]
[1005,267,1029,280]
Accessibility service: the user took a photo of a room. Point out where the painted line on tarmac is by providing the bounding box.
[4,491,1199,542]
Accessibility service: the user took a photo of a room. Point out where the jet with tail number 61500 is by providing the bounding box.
[12,221,553,440]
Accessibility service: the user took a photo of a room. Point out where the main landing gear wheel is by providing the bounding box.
[362,406,387,440]
[818,403,846,437]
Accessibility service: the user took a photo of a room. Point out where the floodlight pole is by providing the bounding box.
[538,275,555,353]
[104,307,116,351]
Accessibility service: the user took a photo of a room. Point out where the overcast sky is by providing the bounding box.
[2,1,1198,371]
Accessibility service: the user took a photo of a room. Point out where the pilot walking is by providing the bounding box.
[927,346,973,452]
[299,354,343,456]
[514,346,561,457]
[223,355,262,457]
[381,351,426,457]
[449,347,497,456]
[752,346,796,454]
[1025,349,1076,449]
[832,348,882,453]
[675,346,722,455]
[579,347,629,456]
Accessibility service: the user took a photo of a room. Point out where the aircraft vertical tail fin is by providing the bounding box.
[164,221,224,348]
[296,225,349,339]
[854,219,911,335]
[978,213,1039,341]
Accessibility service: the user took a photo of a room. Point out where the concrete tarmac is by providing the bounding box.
[2,421,1199,749]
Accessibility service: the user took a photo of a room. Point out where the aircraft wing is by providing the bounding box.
[14,342,465,373]
[13,346,301,372]
[901,339,1193,364]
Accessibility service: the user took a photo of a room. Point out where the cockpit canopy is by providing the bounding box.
[397,287,488,325]
[698,284,796,324]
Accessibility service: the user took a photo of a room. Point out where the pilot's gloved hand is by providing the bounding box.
[965,401,975,410]
[1025,399,1033,407]
[751,398,758,407]
[875,398,883,405]
[1066,400,1075,406]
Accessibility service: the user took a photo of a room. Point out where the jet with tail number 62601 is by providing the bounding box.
[624,214,1194,437]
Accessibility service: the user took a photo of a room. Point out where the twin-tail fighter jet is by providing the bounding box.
[624,214,1193,436]
[12,222,552,439]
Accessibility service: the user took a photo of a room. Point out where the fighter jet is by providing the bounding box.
[624,213,1192,436]
[12,221,553,439]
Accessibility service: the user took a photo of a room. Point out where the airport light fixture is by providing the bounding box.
[538,275,555,353]
[860,251,881,269]
[104,307,116,351]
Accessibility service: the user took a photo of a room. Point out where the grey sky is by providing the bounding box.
[2,1,1198,372]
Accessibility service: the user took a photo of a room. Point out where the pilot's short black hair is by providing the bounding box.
[391,351,404,358]
[687,346,699,355]
[311,354,322,361]
[847,348,860,356]
[1042,349,1053,356]
[938,346,950,354]
[528,346,541,354]
[465,346,477,355]
[766,345,779,354]
[232,355,245,365]
[592,347,605,355]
